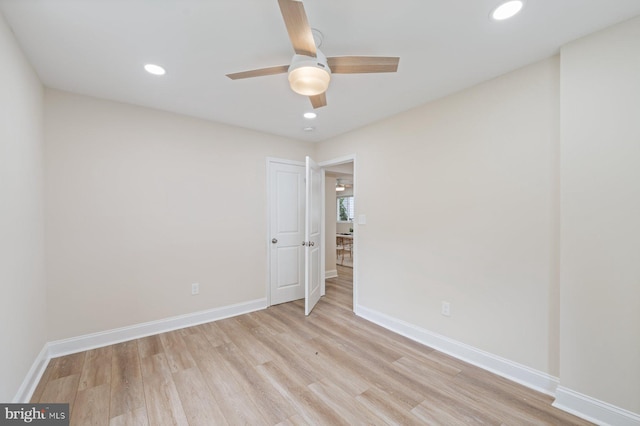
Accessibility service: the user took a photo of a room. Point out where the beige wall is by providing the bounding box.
[0,13,47,401]
[317,56,561,374]
[44,90,311,340]
[559,15,640,413]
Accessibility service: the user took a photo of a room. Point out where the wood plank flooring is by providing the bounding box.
[31,266,592,425]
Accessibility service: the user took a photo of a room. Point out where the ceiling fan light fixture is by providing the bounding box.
[289,66,330,96]
[288,52,331,96]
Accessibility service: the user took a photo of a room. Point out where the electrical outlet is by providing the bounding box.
[191,282,199,295]
[441,301,451,317]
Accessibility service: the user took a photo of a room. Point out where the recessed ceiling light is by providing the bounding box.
[304,112,317,119]
[303,127,315,132]
[491,0,524,21]
[144,64,166,76]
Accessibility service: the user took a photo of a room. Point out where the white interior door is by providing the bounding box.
[269,160,305,305]
[304,156,322,315]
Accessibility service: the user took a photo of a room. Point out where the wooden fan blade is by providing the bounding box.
[278,0,316,57]
[327,56,400,74]
[309,92,327,109]
[226,65,289,80]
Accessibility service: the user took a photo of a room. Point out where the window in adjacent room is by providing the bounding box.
[337,196,354,222]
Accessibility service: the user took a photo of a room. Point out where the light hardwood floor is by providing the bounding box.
[31,266,592,425]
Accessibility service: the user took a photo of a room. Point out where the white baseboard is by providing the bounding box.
[48,298,267,358]
[15,298,267,402]
[553,386,640,426]
[355,304,559,396]
[12,344,50,403]
[325,269,338,279]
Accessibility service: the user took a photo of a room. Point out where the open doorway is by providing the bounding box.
[267,156,355,314]
[321,157,356,312]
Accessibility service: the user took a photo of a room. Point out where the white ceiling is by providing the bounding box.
[2,0,639,143]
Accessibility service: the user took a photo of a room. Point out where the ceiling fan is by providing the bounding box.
[336,178,353,191]
[226,0,400,109]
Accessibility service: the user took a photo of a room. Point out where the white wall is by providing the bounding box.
[0,13,47,401]
[317,56,561,375]
[44,90,311,340]
[559,15,640,414]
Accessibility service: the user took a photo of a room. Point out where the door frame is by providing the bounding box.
[266,155,357,312]
[319,154,357,313]
[266,157,305,307]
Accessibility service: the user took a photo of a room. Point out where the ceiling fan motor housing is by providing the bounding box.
[288,49,331,96]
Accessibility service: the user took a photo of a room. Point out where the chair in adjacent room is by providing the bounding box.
[336,236,353,265]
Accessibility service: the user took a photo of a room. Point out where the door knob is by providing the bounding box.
[271,238,278,244]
